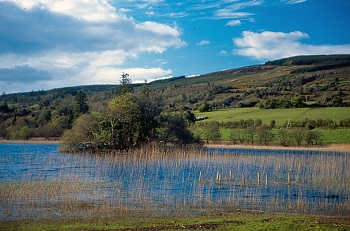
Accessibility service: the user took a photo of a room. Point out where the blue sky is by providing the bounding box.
[0,0,349,93]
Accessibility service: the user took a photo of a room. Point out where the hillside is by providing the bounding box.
[0,54,349,140]
[155,54,350,109]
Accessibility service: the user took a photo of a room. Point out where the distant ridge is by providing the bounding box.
[265,54,350,66]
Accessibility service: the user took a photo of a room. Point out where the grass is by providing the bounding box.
[193,107,350,145]
[194,107,350,126]
[1,213,350,230]
[320,129,350,144]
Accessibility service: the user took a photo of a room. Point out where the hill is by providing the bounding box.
[0,54,349,140]
[155,54,350,109]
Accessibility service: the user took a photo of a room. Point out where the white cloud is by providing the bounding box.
[283,0,307,4]
[226,0,264,11]
[197,40,211,46]
[0,0,186,93]
[214,10,253,19]
[191,2,222,11]
[146,11,156,16]
[214,0,263,19]
[0,49,173,92]
[135,0,165,10]
[11,0,119,22]
[248,18,255,23]
[233,31,350,60]
[167,12,189,18]
[220,50,229,55]
[226,20,241,26]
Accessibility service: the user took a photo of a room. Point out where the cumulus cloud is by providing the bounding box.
[0,0,185,93]
[233,31,350,60]
[1,1,185,54]
[9,0,122,23]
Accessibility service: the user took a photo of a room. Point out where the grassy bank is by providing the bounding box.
[2,212,350,230]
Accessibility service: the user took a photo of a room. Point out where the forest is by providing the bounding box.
[0,55,349,148]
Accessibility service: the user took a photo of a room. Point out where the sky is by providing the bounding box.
[0,0,349,93]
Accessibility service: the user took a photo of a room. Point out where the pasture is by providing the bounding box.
[212,128,350,144]
[194,107,350,127]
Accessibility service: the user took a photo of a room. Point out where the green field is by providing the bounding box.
[214,127,350,144]
[319,129,350,144]
[195,107,350,126]
[193,107,350,144]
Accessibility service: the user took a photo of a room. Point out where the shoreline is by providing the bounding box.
[0,139,348,153]
[205,142,350,153]
[0,138,61,145]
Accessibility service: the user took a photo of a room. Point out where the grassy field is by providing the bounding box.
[193,126,350,144]
[195,107,350,126]
[193,107,350,144]
[320,129,350,144]
[2,213,350,230]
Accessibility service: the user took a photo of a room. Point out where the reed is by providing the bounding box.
[1,145,349,221]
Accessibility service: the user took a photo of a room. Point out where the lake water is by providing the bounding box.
[1,144,349,220]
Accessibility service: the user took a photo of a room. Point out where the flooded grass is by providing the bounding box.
[1,144,349,221]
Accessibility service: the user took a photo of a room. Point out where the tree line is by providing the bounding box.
[199,121,324,147]
[0,90,90,140]
[200,117,350,130]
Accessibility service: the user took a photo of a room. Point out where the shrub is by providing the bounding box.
[198,102,212,112]
[278,129,291,146]
[339,118,350,128]
[305,130,323,146]
[203,121,221,142]
[291,129,306,146]
[257,125,275,145]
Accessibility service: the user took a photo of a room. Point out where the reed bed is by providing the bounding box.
[1,144,349,221]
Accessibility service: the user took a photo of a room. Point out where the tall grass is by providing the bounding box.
[1,145,349,221]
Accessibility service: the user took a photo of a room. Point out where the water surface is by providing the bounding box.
[1,144,349,220]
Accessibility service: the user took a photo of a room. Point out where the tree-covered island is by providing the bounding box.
[61,73,200,151]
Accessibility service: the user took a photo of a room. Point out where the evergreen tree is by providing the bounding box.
[74,91,89,116]
[119,73,133,94]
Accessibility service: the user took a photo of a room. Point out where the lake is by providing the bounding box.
[1,144,349,221]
